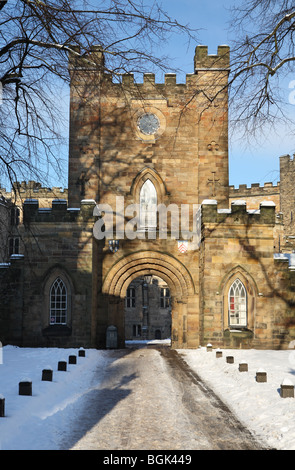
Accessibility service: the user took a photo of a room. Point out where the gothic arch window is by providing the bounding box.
[228,278,247,327]
[139,179,157,229]
[50,277,67,325]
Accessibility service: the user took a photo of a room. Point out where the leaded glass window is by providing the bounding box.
[228,279,247,327]
[50,277,67,324]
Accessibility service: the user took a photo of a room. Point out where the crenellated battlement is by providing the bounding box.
[68,44,105,70]
[194,45,230,71]
[69,44,230,88]
[229,181,280,196]
[119,71,198,87]
[23,198,96,224]
[1,180,68,205]
[280,154,295,165]
[201,199,276,225]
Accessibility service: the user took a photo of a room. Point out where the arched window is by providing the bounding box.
[139,179,157,229]
[50,277,67,325]
[228,279,247,327]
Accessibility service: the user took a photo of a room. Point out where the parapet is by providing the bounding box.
[280,154,294,164]
[23,198,96,224]
[194,45,230,71]
[70,43,230,87]
[201,199,276,225]
[68,45,105,70]
[280,154,295,174]
[229,181,280,196]
[2,181,68,205]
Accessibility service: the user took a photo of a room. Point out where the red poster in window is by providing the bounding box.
[230,296,235,310]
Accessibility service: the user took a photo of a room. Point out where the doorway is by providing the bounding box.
[124,275,172,343]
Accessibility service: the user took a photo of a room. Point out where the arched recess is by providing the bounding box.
[102,251,197,348]
[130,167,168,206]
[220,266,258,332]
[103,251,195,299]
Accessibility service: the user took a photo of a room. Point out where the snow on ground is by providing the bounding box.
[179,346,295,450]
[0,345,110,450]
[0,342,295,450]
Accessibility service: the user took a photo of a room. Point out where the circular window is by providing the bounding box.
[137,113,160,135]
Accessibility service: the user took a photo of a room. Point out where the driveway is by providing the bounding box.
[65,345,267,450]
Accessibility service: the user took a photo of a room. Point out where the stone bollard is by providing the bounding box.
[68,355,77,364]
[0,396,5,417]
[256,369,267,382]
[206,343,212,352]
[216,349,222,358]
[42,367,53,381]
[239,362,248,372]
[19,379,32,396]
[280,378,294,398]
[58,360,67,371]
[226,356,234,364]
[78,348,86,357]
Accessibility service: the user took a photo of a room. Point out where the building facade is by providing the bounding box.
[1,45,295,350]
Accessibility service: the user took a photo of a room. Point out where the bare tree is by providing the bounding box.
[228,0,295,140]
[0,0,197,190]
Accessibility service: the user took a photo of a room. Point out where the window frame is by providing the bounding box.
[9,237,20,256]
[132,324,142,337]
[160,287,170,309]
[126,286,136,308]
[10,207,20,226]
[228,278,247,328]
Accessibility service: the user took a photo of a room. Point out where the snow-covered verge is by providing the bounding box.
[0,343,295,450]
[0,345,110,450]
[180,347,295,450]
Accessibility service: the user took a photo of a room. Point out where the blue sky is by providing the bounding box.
[161,0,295,188]
[53,1,294,190]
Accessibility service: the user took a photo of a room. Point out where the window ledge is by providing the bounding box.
[224,328,253,338]
[42,325,72,337]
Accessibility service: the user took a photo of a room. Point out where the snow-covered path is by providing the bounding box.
[68,346,264,450]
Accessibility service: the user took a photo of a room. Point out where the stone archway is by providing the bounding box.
[98,251,198,349]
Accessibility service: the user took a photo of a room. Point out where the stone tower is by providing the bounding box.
[68,45,230,208]
[67,44,230,348]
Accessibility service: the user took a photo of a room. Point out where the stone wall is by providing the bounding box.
[1,199,95,347]
[200,199,295,349]
[280,155,295,246]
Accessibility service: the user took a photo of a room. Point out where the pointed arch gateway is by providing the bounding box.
[99,251,198,349]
